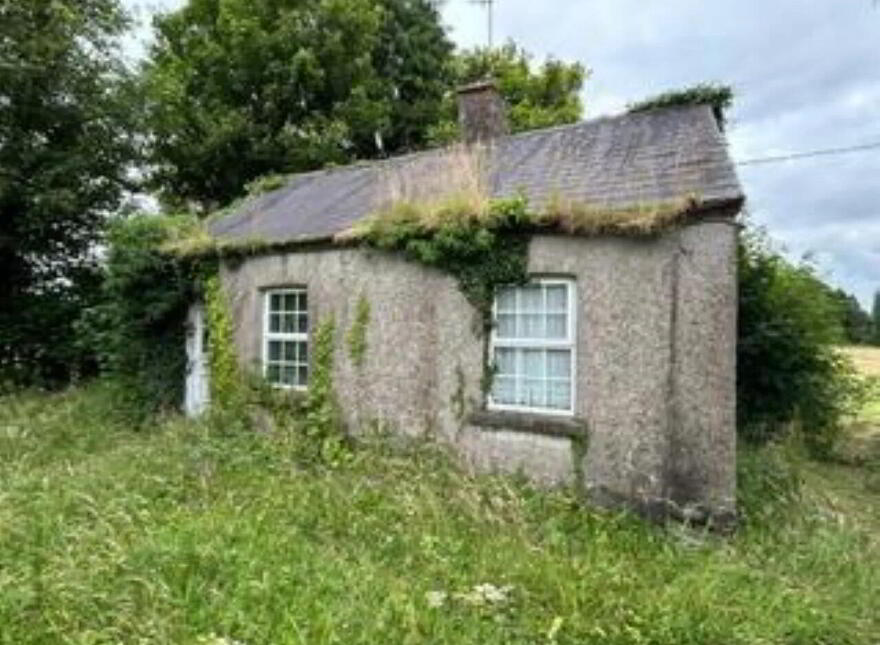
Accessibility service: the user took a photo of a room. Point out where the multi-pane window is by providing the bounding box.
[489,279,575,415]
[263,289,308,389]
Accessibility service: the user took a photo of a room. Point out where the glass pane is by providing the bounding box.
[547,350,571,378]
[283,293,297,312]
[283,342,297,362]
[282,314,297,333]
[521,378,545,407]
[520,285,543,312]
[493,376,515,405]
[496,313,516,339]
[266,364,281,384]
[494,347,516,375]
[282,365,296,385]
[546,314,567,339]
[520,314,545,339]
[299,292,307,312]
[548,380,571,410]
[523,349,545,378]
[299,342,308,364]
[546,285,567,311]
[268,341,282,361]
[298,365,308,386]
[496,287,516,312]
[297,314,308,334]
[270,293,282,312]
[269,314,280,333]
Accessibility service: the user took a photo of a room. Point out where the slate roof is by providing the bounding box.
[210,104,744,243]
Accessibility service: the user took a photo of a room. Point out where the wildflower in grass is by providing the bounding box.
[454,583,514,606]
[426,590,448,608]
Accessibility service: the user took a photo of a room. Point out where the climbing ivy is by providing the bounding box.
[346,293,371,368]
[359,196,532,327]
[204,274,247,421]
[304,316,350,466]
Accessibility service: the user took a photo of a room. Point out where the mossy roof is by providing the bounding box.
[210,104,744,244]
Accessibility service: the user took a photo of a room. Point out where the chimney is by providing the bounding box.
[456,80,509,144]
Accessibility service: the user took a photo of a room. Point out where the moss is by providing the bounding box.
[628,83,734,130]
[245,173,290,196]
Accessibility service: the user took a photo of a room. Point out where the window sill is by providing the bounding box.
[468,410,587,439]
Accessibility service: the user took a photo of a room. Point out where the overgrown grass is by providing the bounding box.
[1,385,878,644]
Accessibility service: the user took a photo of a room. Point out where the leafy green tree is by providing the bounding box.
[873,290,880,345]
[427,42,587,144]
[142,0,454,211]
[737,230,864,457]
[0,0,139,387]
[829,288,874,345]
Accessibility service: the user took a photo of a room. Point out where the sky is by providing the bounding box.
[126,0,880,309]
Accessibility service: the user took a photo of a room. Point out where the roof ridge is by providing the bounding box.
[243,104,717,191]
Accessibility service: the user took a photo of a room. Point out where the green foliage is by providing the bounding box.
[78,215,210,420]
[346,293,371,368]
[873,290,880,345]
[303,316,349,466]
[0,0,140,388]
[427,42,586,145]
[142,0,454,211]
[360,197,532,321]
[830,288,875,344]
[204,275,247,423]
[628,83,734,129]
[737,229,866,457]
[1,385,879,643]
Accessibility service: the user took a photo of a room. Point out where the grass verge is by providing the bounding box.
[1,385,878,644]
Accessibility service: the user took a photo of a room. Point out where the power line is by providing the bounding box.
[735,140,880,166]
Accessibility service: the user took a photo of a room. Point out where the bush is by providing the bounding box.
[76,215,210,421]
[737,229,866,457]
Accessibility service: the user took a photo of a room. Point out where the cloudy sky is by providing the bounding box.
[128,0,880,308]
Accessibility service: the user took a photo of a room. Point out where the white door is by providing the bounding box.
[184,303,210,417]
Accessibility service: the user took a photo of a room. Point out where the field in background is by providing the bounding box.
[842,345,880,378]
[1,385,878,644]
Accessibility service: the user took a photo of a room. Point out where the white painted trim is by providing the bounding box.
[487,277,577,416]
[262,288,309,391]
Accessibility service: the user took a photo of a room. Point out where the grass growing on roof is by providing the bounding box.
[1,385,879,644]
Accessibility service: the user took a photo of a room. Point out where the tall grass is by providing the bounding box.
[1,385,878,644]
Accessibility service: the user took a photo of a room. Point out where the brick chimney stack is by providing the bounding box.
[456,80,509,144]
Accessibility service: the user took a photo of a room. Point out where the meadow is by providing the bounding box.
[1,381,878,644]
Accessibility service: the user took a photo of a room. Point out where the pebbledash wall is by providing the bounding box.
[220,217,738,522]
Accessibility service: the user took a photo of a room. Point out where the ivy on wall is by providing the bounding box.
[346,293,371,369]
[304,316,350,466]
[204,274,246,415]
[356,197,532,326]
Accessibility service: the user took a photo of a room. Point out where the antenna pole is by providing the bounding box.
[470,0,495,49]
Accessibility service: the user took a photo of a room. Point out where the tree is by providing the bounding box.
[142,0,454,211]
[427,42,587,144]
[828,288,873,345]
[737,230,863,457]
[0,0,139,387]
[873,290,880,345]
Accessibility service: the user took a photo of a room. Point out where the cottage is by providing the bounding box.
[193,82,745,524]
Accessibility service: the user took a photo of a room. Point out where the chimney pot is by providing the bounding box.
[456,80,509,144]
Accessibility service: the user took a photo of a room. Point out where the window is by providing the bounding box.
[263,288,309,389]
[489,279,575,415]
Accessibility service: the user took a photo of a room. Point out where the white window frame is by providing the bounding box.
[262,287,309,391]
[488,278,577,416]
